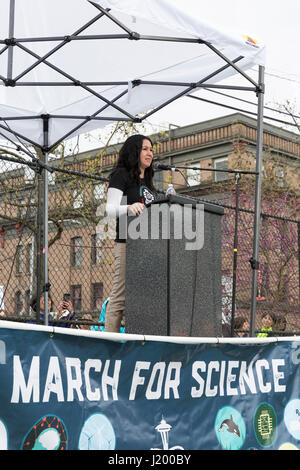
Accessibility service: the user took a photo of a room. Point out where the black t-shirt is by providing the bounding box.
[108,167,157,242]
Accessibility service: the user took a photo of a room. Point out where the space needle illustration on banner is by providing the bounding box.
[151,418,184,450]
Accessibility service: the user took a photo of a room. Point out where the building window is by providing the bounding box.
[186,162,201,186]
[28,199,36,219]
[93,183,105,202]
[71,285,82,312]
[24,166,35,185]
[253,158,265,176]
[26,243,33,273]
[214,157,228,182]
[91,282,103,311]
[0,285,4,312]
[91,234,103,265]
[15,291,24,315]
[17,203,25,219]
[73,189,84,209]
[25,290,31,315]
[274,165,285,188]
[16,245,23,274]
[71,237,83,267]
[48,171,55,186]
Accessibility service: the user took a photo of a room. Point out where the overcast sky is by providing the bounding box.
[148,0,300,133]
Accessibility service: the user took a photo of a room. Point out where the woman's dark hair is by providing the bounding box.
[111,134,155,190]
[30,292,53,313]
[261,311,275,322]
[233,316,248,330]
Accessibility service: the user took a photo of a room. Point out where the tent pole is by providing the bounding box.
[7,0,15,79]
[42,115,50,326]
[250,65,265,337]
[35,166,42,324]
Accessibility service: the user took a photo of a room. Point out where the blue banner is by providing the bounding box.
[0,325,299,450]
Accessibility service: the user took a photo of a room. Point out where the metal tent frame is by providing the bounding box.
[0,0,264,335]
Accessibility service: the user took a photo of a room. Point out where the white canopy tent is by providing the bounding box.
[0,0,265,335]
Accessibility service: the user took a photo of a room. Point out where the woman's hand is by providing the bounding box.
[57,300,74,319]
[127,202,144,216]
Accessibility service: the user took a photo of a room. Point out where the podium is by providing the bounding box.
[124,195,224,337]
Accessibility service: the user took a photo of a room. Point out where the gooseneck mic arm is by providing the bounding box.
[154,161,258,176]
[153,162,180,172]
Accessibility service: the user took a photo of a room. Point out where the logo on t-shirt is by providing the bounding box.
[141,186,155,205]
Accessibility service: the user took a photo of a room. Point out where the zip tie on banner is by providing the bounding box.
[49,325,55,338]
[141,335,146,346]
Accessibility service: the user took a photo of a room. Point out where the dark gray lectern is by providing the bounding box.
[125,195,224,337]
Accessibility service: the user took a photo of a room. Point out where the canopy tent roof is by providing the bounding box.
[0,0,265,150]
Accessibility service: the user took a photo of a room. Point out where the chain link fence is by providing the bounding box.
[0,153,113,329]
[192,197,300,337]
[0,156,299,336]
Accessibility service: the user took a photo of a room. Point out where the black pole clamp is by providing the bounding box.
[43,282,51,293]
[249,257,259,270]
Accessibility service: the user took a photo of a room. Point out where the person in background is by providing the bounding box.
[274,315,287,334]
[79,313,94,330]
[30,292,75,327]
[233,316,249,337]
[104,134,157,333]
[90,297,125,333]
[221,322,231,337]
[257,312,275,337]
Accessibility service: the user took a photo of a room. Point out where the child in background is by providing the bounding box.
[257,312,274,337]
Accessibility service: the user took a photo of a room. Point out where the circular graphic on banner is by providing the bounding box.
[22,415,68,450]
[278,442,299,450]
[78,413,116,450]
[284,399,300,441]
[0,419,8,450]
[254,403,277,447]
[215,406,246,450]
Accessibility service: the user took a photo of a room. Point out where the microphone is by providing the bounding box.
[153,162,179,171]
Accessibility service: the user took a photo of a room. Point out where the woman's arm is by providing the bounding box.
[105,187,129,217]
[106,187,144,216]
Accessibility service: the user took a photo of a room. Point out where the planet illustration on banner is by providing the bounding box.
[78,413,116,450]
[215,406,246,450]
[22,415,68,450]
[284,399,300,441]
[278,442,298,450]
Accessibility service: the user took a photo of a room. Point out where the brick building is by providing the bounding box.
[0,113,299,330]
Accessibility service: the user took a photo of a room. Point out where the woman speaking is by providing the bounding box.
[105,134,157,332]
